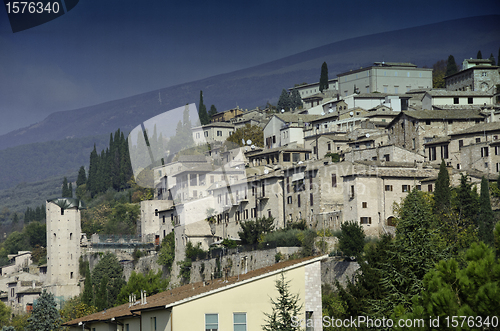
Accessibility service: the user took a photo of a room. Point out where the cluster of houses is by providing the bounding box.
[2,59,499,330]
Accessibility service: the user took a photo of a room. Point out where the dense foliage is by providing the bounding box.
[89,253,126,310]
[337,221,365,258]
[116,270,168,305]
[158,231,175,272]
[225,124,264,148]
[238,216,275,245]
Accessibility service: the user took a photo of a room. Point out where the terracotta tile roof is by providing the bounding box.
[450,121,500,136]
[63,255,323,326]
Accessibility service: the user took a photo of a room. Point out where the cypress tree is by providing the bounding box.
[68,182,73,198]
[319,61,329,92]
[433,159,450,214]
[291,89,302,109]
[82,263,94,307]
[13,213,18,224]
[478,176,495,244]
[489,53,496,66]
[477,50,482,59]
[87,144,99,197]
[62,177,69,197]
[445,55,458,76]
[455,174,479,224]
[198,91,209,125]
[208,105,217,121]
[76,166,87,187]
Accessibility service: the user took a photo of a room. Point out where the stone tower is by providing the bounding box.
[45,198,84,300]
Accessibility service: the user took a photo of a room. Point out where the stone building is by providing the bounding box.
[342,162,439,237]
[386,109,485,155]
[337,62,432,96]
[211,107,244,123]
[445,59,500,93]
[45,197,85,301]
[192,122,235,146]
[421,90,494,110]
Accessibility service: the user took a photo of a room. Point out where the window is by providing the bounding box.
[327,142,331,151]
[481,147,489,157]
[217,130,222,136]
[204,131,209,137]
[234,313,247,331]
[61,208,64,215]
[350,185,355,198]
[407,72,410,77]
[298,194,301,208]
[244,209,248,219]
[416,185,421,190]
[426,120,431,125]
[206,314,218,331]
[70,272,73,279]
[283,153,290,162]
[332,174,337,187]
[459,140,463,148]
[69,233,72,240]
[394,87,398,94]
[306,311,314,331]
[412,138,416,149]
[385,185,393,191]
[476,138,481,143]
[272,135,276,144]
[497,163,500,172]
[384,154,390,161]
[429,146,436,161]
[395,71,398,76]
[468,97,473,104]
[441,145,449,159]
[428,184,433,192]
[310,193,313,206]
[126,324,129,331]
[360,217,372,224]
[453,97,459,104]
[287,196,292,204]
[362,202,367,208]
[402,185,410,192]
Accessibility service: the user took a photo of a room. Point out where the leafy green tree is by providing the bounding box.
[104,203,140,235]
[59,296,97,325]
[319,61,329,92]
[225,124,264,148]
[337,221,365,257]
[116,270,168,304]
[262,272,303,331]
[24,221,46,247]
[432,59,446,88]
[0,301,11,328]
[433,159,450,214]
[3,231,28,254]
[238,217,275,245]
[277,89,292,112]
[478,176,495,245]
[91,252,126,309]
[445,55,458,76]
[477,50,482,59]
[198,91,209,125]
[208,105,217,121]
[394,241,500,330]
[454,174,479,223]
[26,289,61,331]
[489,53,496,66]
[158,231,175,272]
[9,313,29,331]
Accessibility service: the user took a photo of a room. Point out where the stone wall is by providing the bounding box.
[321,257,360,288]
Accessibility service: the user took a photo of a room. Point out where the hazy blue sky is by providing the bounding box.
[0,0,499,136]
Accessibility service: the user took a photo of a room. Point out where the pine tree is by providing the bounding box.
[262,272,302,331]
[26,290,61,331]
[445,55,458,76]
[290,89,302,109]
[208,105,217,121]
[319,62,329,92]
[198,91,209,125]
[477,50,482,59]
[338,221,365,257]
[489,53,496,66]
[433,159,450,214]
[478,176,495,245]
[277,89,291,112]
[76,166,86,187]
[455,174,479,225]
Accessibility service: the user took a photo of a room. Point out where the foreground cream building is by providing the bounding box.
[65,255,325,331]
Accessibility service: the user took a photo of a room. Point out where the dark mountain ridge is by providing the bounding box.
[1,15,498,151]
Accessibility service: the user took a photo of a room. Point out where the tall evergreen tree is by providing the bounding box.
[478,176,495,245]
[290,89,302,109]
[198,91,209,125]
[68,182,73,198]
[82,263,94,307]
[477,50,482,59]
[62,177,70,197]
[319,61,329,92]
[76,166,87,187]
[26,290,61,331]
[445,55,458,76]
[489,53,496,66]
[455,174,479,225]
[208,105,217,121]
[95,275,109,311]
[277,89,292,112]
[433,159,451,214]
[87,144,99,197]
[262,273,302,331]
